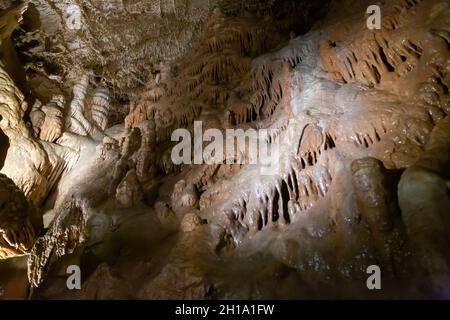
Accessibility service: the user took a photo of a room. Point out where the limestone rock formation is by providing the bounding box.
[398,115,450,290]
[172,180,200,209]
[0,65,79,206]
[65,75,92,137]
[0,173,42,259]
[40,95,65,143]
[116,169,144,208]
[0,0,449,301]
[29,100,45,138]
[27,200,87,287]
[90,87,112,132]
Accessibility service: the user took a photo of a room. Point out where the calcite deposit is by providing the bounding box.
[0,0,449,300]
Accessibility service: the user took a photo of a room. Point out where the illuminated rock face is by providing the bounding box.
[0,0,449,299]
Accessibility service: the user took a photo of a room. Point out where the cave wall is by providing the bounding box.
[0,0,449,300]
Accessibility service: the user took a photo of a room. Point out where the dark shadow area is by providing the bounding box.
[0,129,9,170]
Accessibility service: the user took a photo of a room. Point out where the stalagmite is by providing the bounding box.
[351,157,398,274]
[135,120,157,183]
[398,116,450,291]
[116,169,144,208]
[28,201,86,287]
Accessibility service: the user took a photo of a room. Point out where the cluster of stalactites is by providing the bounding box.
[124,10,295,144]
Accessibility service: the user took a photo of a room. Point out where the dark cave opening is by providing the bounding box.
[0,129,9,170]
